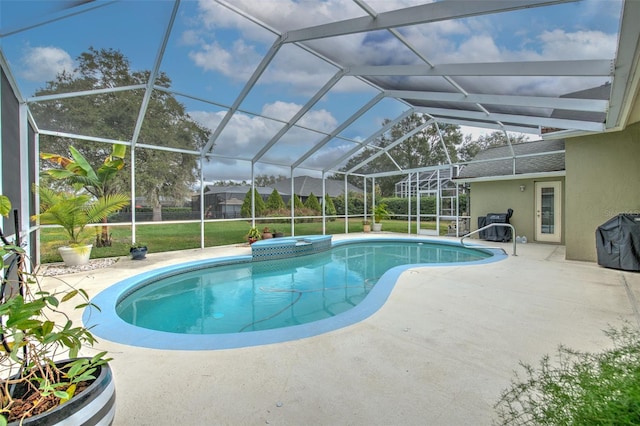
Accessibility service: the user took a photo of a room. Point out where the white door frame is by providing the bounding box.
[535,181,562,243]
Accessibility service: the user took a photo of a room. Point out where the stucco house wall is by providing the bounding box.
[469,177,565,244]
[565,121,640,262]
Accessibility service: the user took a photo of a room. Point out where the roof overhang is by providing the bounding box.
[455,170,566,183]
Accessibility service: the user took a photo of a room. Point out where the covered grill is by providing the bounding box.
[596,213,640,271]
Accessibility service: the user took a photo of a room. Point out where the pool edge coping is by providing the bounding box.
[83,237,507,350]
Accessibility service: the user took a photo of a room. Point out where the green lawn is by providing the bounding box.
[38,219,449,263]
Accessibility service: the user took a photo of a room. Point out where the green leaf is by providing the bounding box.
[59,384,76,404]
[111,143,127,159]
[0,195,11,218]
[61,289,79,303]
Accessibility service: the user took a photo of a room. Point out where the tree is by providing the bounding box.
[30,47,211,221]
[458,131,529,161]
[289,194,304,209]
[265,189,286,211]
[337,114,462,196]
[304,192,321,213]
[324,194,337,220]
[240,188,265,218]
[254,174,286,187]
[40,144,127,247]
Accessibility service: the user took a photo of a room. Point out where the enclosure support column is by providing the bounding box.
[454,165,460,237]
[407,172,412,234]
[290,168,295,236]
[131,145,137,244]
[372,177,376,223]
[363,177,367,225]
[344,175,348,234]
[436,169,441,236]
[321,172,326,235]
[199,155,206,248]
[251,165,256,227]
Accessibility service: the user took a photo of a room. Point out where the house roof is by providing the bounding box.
[457,139,565,180]
[204,185,279,196]
[273,176,361,198]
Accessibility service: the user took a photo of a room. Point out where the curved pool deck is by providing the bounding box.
[83,236,507,350]
[44,233,640,425]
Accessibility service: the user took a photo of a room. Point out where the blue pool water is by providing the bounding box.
[84,238,505,350]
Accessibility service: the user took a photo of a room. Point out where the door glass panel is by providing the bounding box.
[541,187,555,234]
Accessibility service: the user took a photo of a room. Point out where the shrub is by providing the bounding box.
[265,189,286,210]
[324,194,337,221]
[304,192,321,212]
[494,323,640,425]
[288,194,304,209]
[240,188,265,218]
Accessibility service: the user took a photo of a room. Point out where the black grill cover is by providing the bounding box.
[480,209,513,242]
[596,214,640,271]
[477,216,487,239]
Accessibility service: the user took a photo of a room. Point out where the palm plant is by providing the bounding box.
[33,186,129,246]
[40,144,127,247]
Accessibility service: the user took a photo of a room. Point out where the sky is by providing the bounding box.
[0,0,624,181]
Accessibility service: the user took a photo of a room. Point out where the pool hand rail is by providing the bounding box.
[461,223,517,256]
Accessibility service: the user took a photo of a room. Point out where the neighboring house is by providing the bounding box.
[455,139,566,245]
[193,186,278,219]
[193,177,361,218]
[273,176,362,202]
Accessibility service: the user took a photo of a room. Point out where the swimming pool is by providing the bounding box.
[84,237,506,350]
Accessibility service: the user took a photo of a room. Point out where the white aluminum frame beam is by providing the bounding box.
[606,0,640,130]
[252,70,345,163]
[415,107,605,132]
[201,35,285,154]
[292,93,385,169]
[348,60,613,77]
[385,90,609,112]
[347,120,433,174]
[324,109,414,173]
[284,1,577,43]
[431,117,539,135]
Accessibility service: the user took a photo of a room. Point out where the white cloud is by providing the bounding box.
[19,46,74,82]
[189,101,338,158]
[538,29,617,60]
[189,39,261,81]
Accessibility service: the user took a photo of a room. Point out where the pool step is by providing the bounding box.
[251,235,332,261]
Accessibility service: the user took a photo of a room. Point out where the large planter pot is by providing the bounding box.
[129,247,148,260]
[58,245,92,266]
[372,223,382,232]
[8,360,116,426]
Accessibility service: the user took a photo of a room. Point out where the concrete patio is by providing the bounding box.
[43,234,640,425]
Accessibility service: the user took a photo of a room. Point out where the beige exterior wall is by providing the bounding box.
[565,121,640,261]
[469,177,565,244]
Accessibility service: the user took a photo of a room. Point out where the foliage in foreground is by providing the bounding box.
[1,195,110,423]
[494,323,640,425]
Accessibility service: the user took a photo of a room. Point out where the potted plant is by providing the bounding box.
[0,194,116,425]
[32,186,129,266]
[40,144,127,248]
[373,203,390,232]
[362,220,371,233]
[247,226,261,244]
[129,242,148,260]
[261,227,273,240]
